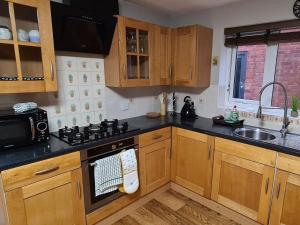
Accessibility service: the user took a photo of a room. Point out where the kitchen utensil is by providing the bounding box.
[0,26,12,40]
[181,96,197,119]
[29,30,40,43]
[17,29,29,42]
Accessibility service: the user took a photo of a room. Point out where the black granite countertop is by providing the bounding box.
[1,113,300,171]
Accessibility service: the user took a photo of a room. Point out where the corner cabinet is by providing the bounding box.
[105,16,154,87]
[211,138,277,225]
[171,127,214,198]
[0,0,57,93]
[0,152,86,225]
[172,25,213,87]
[269,153,300,225]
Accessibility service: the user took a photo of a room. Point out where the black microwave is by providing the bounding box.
[0,108,50,150]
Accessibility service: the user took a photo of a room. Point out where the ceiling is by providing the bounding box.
[125,0,246,14]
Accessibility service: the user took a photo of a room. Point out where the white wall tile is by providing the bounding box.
[78,72,92,86]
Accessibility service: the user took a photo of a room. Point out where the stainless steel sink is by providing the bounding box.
[233,128,276,141]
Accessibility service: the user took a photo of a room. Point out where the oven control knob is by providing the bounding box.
[37,122,48,132]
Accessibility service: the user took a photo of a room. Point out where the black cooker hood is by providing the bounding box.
[51,0,119,55]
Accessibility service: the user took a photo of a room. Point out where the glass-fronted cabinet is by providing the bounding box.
[0,0,57,93]
[119,17,152,87]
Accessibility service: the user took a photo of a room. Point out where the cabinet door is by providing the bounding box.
[269,170,300,225]
[211,151,274,225]
[5,169,86,225]
[171,128,214,198]
[139,139,171,196]
[152,26,171,86]
[118,17,152,87]
[172,26,197,86]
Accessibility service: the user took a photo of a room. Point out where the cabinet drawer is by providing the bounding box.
[139,127,171,147]
[277,153,300,175]
[1,152,81,191]
[215,138,276,167]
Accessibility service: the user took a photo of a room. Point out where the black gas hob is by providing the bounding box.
[52,119,140,146]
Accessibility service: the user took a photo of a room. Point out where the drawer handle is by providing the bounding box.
[208,145,212,160]
[77,181,82,199]
[35,166,59,175]
[277,183,281,199]
[265,177,270,194]
[152,135,163,140]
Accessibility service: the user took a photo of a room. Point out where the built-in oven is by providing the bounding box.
[81,136,138,213]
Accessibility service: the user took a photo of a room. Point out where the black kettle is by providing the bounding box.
[181,96,197,119]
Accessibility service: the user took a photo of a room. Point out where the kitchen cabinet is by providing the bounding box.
[139,127,171,196]
[139,138,171,196]
[152,25,172,86]
[172,25,213,87]
[0,152,86,225]
[0,0,57,93]
[171,127,214,198]
[269,153,300,225]
[105,16,154,87]
[211,138,277,225]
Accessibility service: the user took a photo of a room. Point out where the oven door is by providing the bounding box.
[0,115,36,150]
[82,147,138,213]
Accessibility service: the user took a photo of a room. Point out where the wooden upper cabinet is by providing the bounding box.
[171,127,215,198]
[269,154,300,225]
[0,0,57,93]
[212,138,277,225]
[172,25,213,87]
[1,152,86,225]
[105,16,154,87]
[151,25,172,86]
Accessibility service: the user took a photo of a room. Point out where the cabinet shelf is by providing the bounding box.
[0,39,14,45]
[18,41,41,48]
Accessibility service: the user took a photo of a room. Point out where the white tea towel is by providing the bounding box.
[119,149,139,194]
[94,154,123,197]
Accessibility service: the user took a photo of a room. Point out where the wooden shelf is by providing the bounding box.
[18,41,41,47]
[127,52,149,57]
[0,39,14,45]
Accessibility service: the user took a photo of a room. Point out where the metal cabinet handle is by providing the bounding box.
[35,166,59,175]
[169,65,172,79]
[189,66,193,80]
[50,60,54,81]
[277,183,281,199]
[29,117,35,141]
[208,145,212,160]
[123,64,127,80]
[152,134,163,140]
[265,178,270,194]
[77,181,82,199]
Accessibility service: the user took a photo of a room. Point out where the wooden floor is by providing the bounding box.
[112,190,240,225]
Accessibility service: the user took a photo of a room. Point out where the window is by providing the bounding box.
[229,40,300,109]
[225,21,300,112]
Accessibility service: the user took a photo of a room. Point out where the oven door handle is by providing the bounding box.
[29,117,36,141]
[89,148,138,167]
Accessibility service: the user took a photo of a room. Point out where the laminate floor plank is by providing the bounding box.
[113,190,241,225]
[144,199,197,225]
[130,207,170,225]
[112,215,140,225]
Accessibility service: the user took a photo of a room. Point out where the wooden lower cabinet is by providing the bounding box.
[212,138,277,225]
[269,153,300,225]
[171,127,214,198]
[139,138,171,196]
[1,152,86,225]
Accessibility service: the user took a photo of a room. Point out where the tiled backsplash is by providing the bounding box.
[40,55,163,132]
[43,56,106,131]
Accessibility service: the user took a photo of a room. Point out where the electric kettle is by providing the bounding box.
[181,96,197,119]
